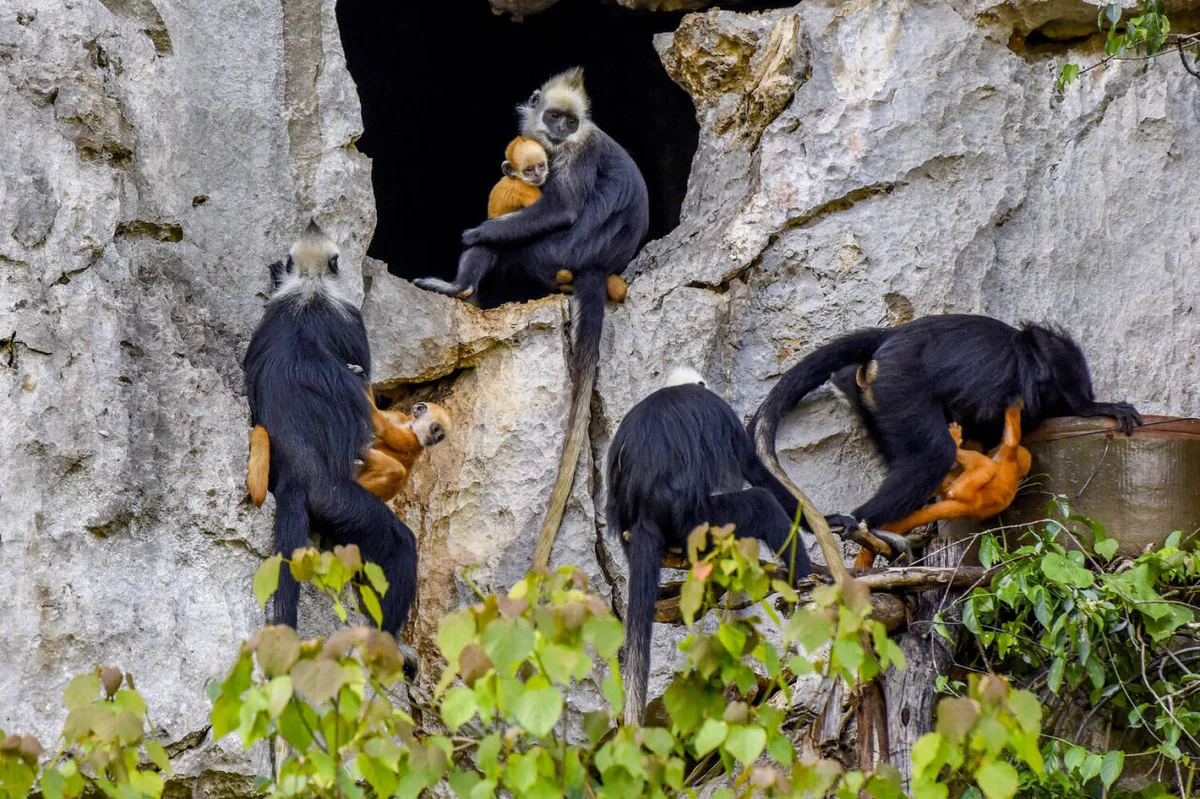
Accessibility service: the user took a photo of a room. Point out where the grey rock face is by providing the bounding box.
[0,0,371,784]
[2,0,1199,792]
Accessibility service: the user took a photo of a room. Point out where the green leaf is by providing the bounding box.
[482,617,536,672]
[584,616,625,659]
[1094,537,1118,560]
[358,584,383,627]
[290,659,348,705]
[114,688,146,717]
[602,660,624,715]
[723,725,766,765]
[363,562,389,594]
[512,679,564,738]
[692,718,728,756]
[64,673,101,709]
[440,686,478,731]
[145,740,172,774]
[41,767,67,799]
[254,554,283,608]
[680,578,704,626]
[437,611,477,663]
[717,622,747,656]
[1047,657,1065,694]
[1057,63,1081,90]
[265,676,293,719]
[1042,552,1094,588]
[1100,749,1124,787]
[1105,3,1122,25]
[975,761,1018,799]
[446,769,482,798]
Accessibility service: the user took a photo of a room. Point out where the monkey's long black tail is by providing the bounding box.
[532,270,608,570]
[621,518,664,727]
[748,328,887,488]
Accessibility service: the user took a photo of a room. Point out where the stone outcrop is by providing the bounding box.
[2,0,1198,792]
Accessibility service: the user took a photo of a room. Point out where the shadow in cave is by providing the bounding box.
[336,0,700,284]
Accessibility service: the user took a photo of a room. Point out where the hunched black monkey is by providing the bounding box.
[751,314,1143,532]
[243,222,418,641]
[608,369,813,726]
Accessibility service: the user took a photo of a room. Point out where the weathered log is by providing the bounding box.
[883,533,971,787]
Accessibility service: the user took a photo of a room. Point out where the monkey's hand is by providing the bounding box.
[1082,401,1144,435]
[461,226,485,248]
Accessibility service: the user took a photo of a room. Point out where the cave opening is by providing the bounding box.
[336,0,701,282]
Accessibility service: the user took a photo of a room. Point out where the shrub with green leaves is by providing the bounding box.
[951,499,1200,793]
[0,666,170,799]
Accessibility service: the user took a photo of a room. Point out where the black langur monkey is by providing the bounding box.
[751,314,1143,535]
[243,222,418,644]
[607,368,813,727]
[414,67,650,571]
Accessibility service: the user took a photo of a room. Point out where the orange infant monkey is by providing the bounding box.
[357,400,452,503]
[853,402,1032,567]
[487,136,548,219]
[246,395,452,506]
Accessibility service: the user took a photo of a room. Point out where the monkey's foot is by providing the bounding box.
[413,277,469,297]
[606,274,628,303]
[826,514,913,565]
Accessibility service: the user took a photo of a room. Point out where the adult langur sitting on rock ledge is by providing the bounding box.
[414,67,650,571]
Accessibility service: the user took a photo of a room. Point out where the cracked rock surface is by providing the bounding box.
[2,0,1198,792]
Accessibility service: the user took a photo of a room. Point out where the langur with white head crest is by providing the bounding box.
[243,222,418,669]
[415,67,650,571]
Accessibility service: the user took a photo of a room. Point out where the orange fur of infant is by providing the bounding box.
[245,398,450,506]
[853,403,1031,568]
[885,403,1032,536]
[357,402,451,503]
[487,137,547,219]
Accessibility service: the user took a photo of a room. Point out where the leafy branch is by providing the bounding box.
[1058,0,1200,89]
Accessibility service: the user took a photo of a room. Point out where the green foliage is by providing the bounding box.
[910,673,1044,799]
[18,523,1190,798]
[254,544,387,627]
[1,667,169,799]
[1057,0,1194,88]
[954,499,1200,792]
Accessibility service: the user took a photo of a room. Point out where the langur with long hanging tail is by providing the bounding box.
[607,368,813,726]
[243,222,418,652]
[415,67,649,571]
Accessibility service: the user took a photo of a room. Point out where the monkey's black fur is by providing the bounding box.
[608,384,812,725]
[422,125,649,307]
[751,314,1142,531]
[243,265,417,638]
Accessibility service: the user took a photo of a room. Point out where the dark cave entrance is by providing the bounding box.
[336,0,701,282]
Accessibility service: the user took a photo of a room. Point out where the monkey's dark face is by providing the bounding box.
[503,156,548,187]
[541,107,580,144]
[521,77,591,151]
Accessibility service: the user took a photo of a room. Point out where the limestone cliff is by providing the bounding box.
[2,0,1198,792]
